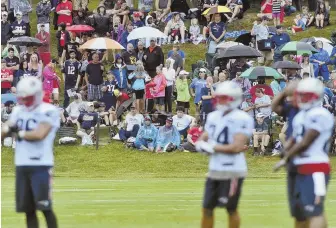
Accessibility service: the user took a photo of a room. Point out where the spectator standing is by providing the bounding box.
[200,76,214,123]
[208,13,226,54]
[10,11,29,38]
[145,75,155,112]
[175,71,190,113]
[42,59,60,102]
[73,8,88,25]
[93,4,110,37]
[240,93,255,119]
[135,41,146,61]
[143,38,164,78]
[56,23,71,63]
[1,11,11,51]
[168,45,183,76]
[122,43,137,66]
[36,0,51,32]
[35,24,51,65]
[1,59,13,94]
[119,106,143,141]
[62,50,81,108]
[85,53,104,101]
[61,32,80,64]
[100,71,119,113]
[251,17,272,66]
[310,41,330,81]
[110,54,128,90]
[4,48,19,86]
[56,0,73,26]
[272,0,281,26]
[73,0,88,15]
[300,53,314,78]
[163,58,175,113]
[189,68,207,113]
[28,53,43,79]
[270,25,290,63]
[152,66,167,111]
[128,61,148,112]
[120,23,136,48]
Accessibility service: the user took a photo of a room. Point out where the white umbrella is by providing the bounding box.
[127,26,167,41]
[79,37,124,50]
[300,37,334,56]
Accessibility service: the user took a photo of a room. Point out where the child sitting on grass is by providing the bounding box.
[291,14,306,34]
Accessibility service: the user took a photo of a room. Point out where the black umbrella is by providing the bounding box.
[217,45,262,59]
[8,36,43,47]
[235,33,254,46]
[272,61,302,69]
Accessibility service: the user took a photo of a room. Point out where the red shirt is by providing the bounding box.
[250,85,274,103]
[1,69,13,88]
[59,31,66,47]
[188,127,203,143]
[56,1,73,26]
[118,92,130,104]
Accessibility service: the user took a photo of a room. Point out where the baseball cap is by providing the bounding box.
[166,117,173,123]
[256,113,266,118]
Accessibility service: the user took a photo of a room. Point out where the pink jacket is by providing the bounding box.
[152,73,167,98]
[42,65,58,93]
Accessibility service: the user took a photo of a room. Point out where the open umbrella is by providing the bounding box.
[272,61,302,69]
[300,37,332,44]
[217,45,262,59]
[79,38,124,50]
[8,36,42,47]
[67,25,95,33]
[202,6,231,15]
[127,27,167,41]
[300,37,334,56]
[241,66,283,80]
[281,41,318,55]
[235,33,254,46]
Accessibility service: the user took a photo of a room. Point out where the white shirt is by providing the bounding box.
[125,113,144,131]
[205,109,254,173]
[255,95,272,116]
[172,114,194,131]
[292,107,333,165]
[9,103,60,166]
[66,101,82,118]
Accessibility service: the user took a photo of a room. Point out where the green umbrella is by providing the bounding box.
[280,41,318,55]
[241,66,283,80]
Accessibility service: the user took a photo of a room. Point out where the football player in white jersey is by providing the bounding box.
[274,78,333,228]
[195,81,254,228]
[1,77,60,228]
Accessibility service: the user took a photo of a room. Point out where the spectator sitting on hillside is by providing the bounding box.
[118,106,143,142]
[301,6,314,27]
[1,100,14,123]
[155,117,181,152]
[315,1,328,29]
[76,103,99,145]
[94,101,110,126]
[163,12,185,44]
[150,109,167,128]
[283,0,296,16]
[200,76,214,123]
[180,119,203,152]
[225,0,244,22]
[291,14,306,34]
[132,11,144,28]
[65,93,83,125]
[172,106,195,140]
[253,112,270,156]
[53,100,66,125]
[134,115,158,151]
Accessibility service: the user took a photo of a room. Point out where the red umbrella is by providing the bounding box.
[66,25,94,33]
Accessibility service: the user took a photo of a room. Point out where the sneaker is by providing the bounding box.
[113,133,120,140]
[271,150,281,156]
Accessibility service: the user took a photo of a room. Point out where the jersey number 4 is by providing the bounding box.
[209,125,229,144]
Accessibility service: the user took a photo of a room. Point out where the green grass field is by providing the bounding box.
[2,146,336,228]
[2,1,336,227]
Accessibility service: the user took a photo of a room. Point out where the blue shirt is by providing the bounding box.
[133,20,144,29]
[210,22,225,40]
[78,112,98,130]
[201,86,213,110]
[167,50,185,59]
[190,78,207,104]
[271,33,291,48]
[100,80,118,110]
[1,93,17,104]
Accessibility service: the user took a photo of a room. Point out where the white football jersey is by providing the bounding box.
[9,103,60,166]
[292,107,334,165]
[205,109,254,173]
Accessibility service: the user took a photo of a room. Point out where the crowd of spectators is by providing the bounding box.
[1,0,336,154]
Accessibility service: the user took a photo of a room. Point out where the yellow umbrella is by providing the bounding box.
[202,6,231,16]
[79,37,124,50]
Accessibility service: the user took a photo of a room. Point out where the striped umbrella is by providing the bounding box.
[281,41,318,55]
[79,38,124,50]
[241,66,283,80]
[202,6,231,15]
